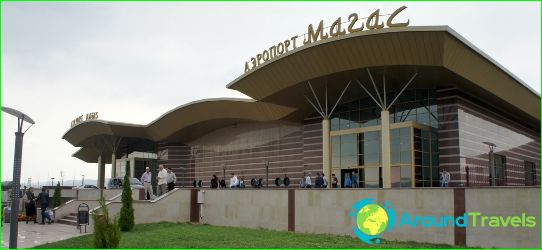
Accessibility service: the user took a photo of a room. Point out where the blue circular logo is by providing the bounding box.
[349,198,396,244]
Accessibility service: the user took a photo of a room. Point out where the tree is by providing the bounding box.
[93,197,121,248]
[52,181,61,208]
[118,174,134,231]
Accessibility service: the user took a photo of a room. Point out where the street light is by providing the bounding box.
[2,106,34,249]
[482,142,497,186]
[265,161,269,188]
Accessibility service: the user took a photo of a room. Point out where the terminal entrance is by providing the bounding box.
[340,168,382,188]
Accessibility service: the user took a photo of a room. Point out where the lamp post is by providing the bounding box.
[2,106,35,249]
[265,161,269,188]
[222,164,226,185]
[483,142,497,186]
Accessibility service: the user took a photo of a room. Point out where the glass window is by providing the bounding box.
[494,154,506,186]
[350,111,360,128]
[339,112,350,130]
[332,136,340,168]
[400,150,411,164]
[401,136,411,151]
[392,167,401,188]
[331,117,340,131]
[524,161,536,186]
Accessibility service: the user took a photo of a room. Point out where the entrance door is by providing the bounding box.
[341,169,354,188]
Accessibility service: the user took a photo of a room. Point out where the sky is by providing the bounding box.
[1,2,540,186]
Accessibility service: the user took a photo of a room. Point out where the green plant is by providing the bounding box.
[118,174,135,232]
[92,197,121,248]
[52,182,61,208]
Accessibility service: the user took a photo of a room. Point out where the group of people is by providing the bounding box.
[209,173,247,189]
[22,187,53,224]
[299,172,339,188]
[140,164,177,200]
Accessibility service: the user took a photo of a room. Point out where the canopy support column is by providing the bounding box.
[97,155,105,197]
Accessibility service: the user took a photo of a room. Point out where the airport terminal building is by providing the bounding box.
[62,25,540,189]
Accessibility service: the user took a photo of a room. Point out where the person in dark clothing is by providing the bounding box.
[210,175,218,189]
[37,187,52,224]
[315,173,324,188]
[331,174,339,188]
[24,187,37,224]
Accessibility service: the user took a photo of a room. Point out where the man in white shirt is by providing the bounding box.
[305,172,312,188]
[229,173,239,188]
[166,167,176,192]
[156,165,168,196]
[140,167,154,200]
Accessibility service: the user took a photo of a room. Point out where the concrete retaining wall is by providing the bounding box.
[201,189,288,231]
[196,187,539,248]
[76,187,539,248]
[465,188,540,248]
[294,189,455,245]
[105,189,191,225]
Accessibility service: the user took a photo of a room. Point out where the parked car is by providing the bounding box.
[106,177,144,190]
[74,185,99,189]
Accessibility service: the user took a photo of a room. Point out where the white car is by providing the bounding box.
[74,185,99,189]
[106,177,145,190]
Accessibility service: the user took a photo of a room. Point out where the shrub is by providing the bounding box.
[118,174,134,232]
[52,182,61,208]
[93,197,121,248]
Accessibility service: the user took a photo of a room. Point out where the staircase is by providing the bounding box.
[57,212,78,226]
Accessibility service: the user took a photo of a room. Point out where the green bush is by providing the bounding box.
[118,174,135,232]
[52,182,61,208]
[93,197,121,248]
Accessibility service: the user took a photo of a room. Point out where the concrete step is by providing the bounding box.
[57,218,78,226]
[65,215,77,220]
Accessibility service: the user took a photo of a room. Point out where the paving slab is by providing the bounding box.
[2,221,90,248]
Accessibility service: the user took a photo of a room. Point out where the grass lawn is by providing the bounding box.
[35,222,460,248]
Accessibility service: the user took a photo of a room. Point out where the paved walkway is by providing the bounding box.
[2,222,89,248]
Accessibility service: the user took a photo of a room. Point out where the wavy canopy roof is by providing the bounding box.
[64,26,539,163]
[228,26,539,121]
[63,98,296,163]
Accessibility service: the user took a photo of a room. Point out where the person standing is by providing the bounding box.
[440,169,450,187]
[141,167,154,200]
[315,173,323,188]
[305,173,312,188]
[24,187,37,224]
[351,171,359,188]
[229,173,239,188]
[344,174,352,188]
[37,187,52,224]
[210,175,218,189]
[166,168,176,192]
[156,165,168,196]
[331,174,338,188]
[322,173,328,188]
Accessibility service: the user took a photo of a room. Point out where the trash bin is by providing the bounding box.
[77,203,89,233]
[3,206,10,223]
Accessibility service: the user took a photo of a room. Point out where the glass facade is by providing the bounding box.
[330,88,439,188]
[331,89,438,131]
[524,161,536,186]
[493,154,506,186]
